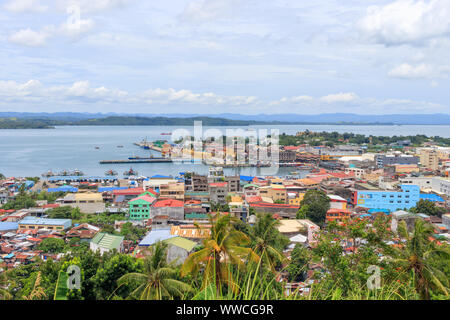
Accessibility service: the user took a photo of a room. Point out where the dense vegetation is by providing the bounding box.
[279,131,450,147]
[1,213,448,300]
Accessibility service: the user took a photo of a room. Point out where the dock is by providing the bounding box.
[99,158,172,164]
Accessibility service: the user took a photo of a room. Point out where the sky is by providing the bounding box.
[1,0,450,115]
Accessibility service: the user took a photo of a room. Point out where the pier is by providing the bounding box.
[100,158,172,164]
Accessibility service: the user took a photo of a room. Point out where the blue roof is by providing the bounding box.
[48,176,118,181]
[19,217,72,228]
[240,175,254,182]
[420,193,444,202]
[4,253,15,259]
[151,175,171,178]
[98,186,128,192]
[0,222,18,232]
[138,229,176,246]
[47,186,78,193]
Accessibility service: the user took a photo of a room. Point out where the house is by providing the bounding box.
[259,185,287,203]
[128,194,156,221]
[326,208,352,222]
[151,199,184,220]
[159,182,185,201]
[170,224,211,241]
[112,188,145,202]
[65,223,100,242]
[249,202,299,218]
[90,232,124,255]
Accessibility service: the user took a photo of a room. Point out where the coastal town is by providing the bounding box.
[1,130,449,300]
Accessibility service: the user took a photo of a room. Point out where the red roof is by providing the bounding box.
[42,203,60,209]
[250,202,299,208]
[327,208,352,214]
[246,196,263,203]
[153,199,184,208]
[209,182,227,187]
[129,195,156,203]
[113,188,145,196]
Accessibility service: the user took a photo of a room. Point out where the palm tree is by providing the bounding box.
[181,213,259,294]
[391,219,449,299]
[117,241,192,300]
[251,213,287,272]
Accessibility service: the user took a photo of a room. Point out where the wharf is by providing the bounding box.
[99,158,172,164]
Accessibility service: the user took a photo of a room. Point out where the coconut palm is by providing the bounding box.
[391,219,449,299]
[181,213,259,293]
[117,241,192,300]
[251,213,287,272]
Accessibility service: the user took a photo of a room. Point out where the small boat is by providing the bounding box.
[161,132,172,135]
[72,169,84,176]
[290,171,298,175]
[95,146,100,149]
[59,170,70,176]
[117,145,124,148]
[128,155,154,160]
[105,169,118,176]
[123,167,138,176]
[41,170,55,177]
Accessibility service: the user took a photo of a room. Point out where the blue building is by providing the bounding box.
[354,185,420,212]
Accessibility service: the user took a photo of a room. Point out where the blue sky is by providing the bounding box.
[1,0,450,114]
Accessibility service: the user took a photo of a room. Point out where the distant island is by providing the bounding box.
[0,114,397,129]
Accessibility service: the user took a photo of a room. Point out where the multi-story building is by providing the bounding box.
[353,185,420,212]
[375,154,419,168]
[18,217,72,231]
[224,176,241,192]
[259,185,287,203]
[128,193,156,221]
[344,167,365,179]
[209,182,228,205]
[151,199,184,220]
[419,149,439,171]
[159,182,185,201]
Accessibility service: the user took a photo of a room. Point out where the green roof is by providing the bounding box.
[185,213,208,219]
[91,232,124,250]
[243,183,259,189]
[164,236,197,251]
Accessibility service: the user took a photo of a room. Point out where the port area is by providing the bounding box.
[99,158,171,164]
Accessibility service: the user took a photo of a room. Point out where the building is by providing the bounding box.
[249,202,299,218]
[419,149,439,171]
[279,150,296,163]
[18,217,72,231]
[353,185,420,212]
[159,182,185,201]
[375,154,419,168]
[112,188,145,202]
[65,223,100,242]
[224,176,241,192]
[128,193,156,221]
[151,198,184,220]
[344,167,365,179]
[259,185,287,203]
[90,232,124,255]
[209,182,228,205]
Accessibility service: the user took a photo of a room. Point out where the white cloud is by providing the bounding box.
[388,63,434,79]
[55,0,134,13]
[320,92,358,103]
[3,0,47,12]
[358,0,450,45]
[179,0,239,24]
[8,28,48,46]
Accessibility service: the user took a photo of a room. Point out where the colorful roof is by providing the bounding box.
[153,199,184,208]
[112,188,144,195]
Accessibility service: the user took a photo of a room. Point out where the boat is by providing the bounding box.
[117,145,124,148]
[95,146,100,149]
[105,169,118,176]
[41,170,55,177]
[161,132,172,135]
[128,155,154,160]
[58,169,70,176]
[290,171,298,175]
[72,169,84,176]
[123,167,138,176]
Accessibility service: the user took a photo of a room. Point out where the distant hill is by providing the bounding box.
[1,112,450,126]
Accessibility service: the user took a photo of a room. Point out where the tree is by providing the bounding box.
[38,238,66,254]
[250,213,287,272]
[390,219,449,299]
[410,199,446,217]
[0,269,12,300]
[118,241,192,300]
[287,244,311,282]
[181,214,259,294]
[92,253,142,300]
[22,272,47,300]
[0,173,5,180]
[299,190,330,225]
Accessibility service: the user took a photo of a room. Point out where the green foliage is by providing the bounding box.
[410,199,446,217]
[287,244,310,282]
[119,222,146,242]
[299,189,330,225]
[47,206,81,219]
[38,238,66,254]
